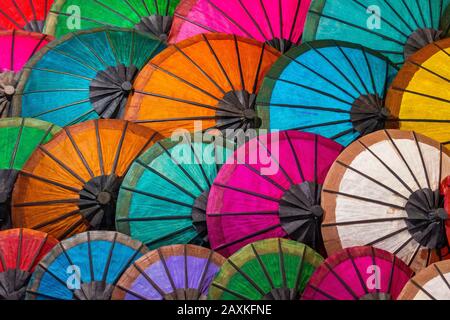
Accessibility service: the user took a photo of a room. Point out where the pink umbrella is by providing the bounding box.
[169,0,312,52]
[206,131,343,257]
[302,246,414,300]
[0,30,53,118]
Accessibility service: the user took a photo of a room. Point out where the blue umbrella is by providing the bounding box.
[256,40,398,146]
[14,28,166,127]
[26,231,148,300]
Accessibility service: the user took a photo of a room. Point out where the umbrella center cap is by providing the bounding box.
[434,208,448,221]
[216,90,261,130]
[243,109,257,120]
[351,94,387,136]
[404,28,443,60]
[3,85,15,96]
[310,205,324,218]
[121,81,133,92]
[97,191,112,205]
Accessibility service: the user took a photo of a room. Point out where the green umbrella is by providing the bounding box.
[0,118,61,229]
[45,0,181,40]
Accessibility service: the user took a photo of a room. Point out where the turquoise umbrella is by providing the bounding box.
[303,0,450,65]
[13,28,166,127]
[116,134,234,249]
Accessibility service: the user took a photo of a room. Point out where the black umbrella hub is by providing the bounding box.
[266,38,295,53]
[0,269,31,300]
[350,93,389,136]
[404,28,443,60]
[0,71,20,118]
[191,190,209,246]
[134,15,173,41]
[0,169,17,230]
[24,20,45,33]
[263,287,300,300]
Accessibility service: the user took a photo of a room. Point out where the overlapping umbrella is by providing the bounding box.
[0,228,58,300]
[112,244,225,300]
[45,0,180,40]
[0,118,60,230]
[398,260,450,299]
[12,119,161,240]
[13,28,166,127]
[207,131,343,257]
[116,134,234,249]
[303,0,450,65]
[386,38,450,145]
[0,0,54,32]
[302,246,414,300]
[321,129,450,272]
[208,238,323,300]
[256,40,399,146]
[169,0,312,52]
[0,30,53,118]
[26,231,148,300]
[124,33,280,137]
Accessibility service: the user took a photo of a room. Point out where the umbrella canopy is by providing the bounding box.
[13,28,166,127]
[112,244,225,300]
[256,40,399,147]
[26,231,148,300]
[0,118,60,230]
[208,238,323,300]
[116,134,234,249]
[321,129,450,272]
[386,38,450,145]
[398,260,450,299]
[0,30,53,118]
[0,228,58,300]
[206,131,343,258]
[169,0,312,52]
[12,119,161,240]
[124,33,280,137]
[45,0,181,40]
[302,246,414,300]
[303,0,450,66]
[0,0,54,32]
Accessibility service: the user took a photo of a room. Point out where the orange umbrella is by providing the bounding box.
[124,34,280,137]
[12,119,161,240]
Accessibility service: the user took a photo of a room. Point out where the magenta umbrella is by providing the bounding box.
[169,0,312,52]
[302,246,414,300]
[206,131,343,257]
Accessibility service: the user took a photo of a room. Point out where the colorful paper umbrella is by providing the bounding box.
[12,119,161,240]
[0,228,58,300]
[206,131,343,258]
[303,0,450,66]
[0,118,60,230]
[169,0,312,52]
[112,244,225,300]
[0,30,53,118]
[13,28,166,127]
[208,238,323,300]
[26,231,148,300]
[116,134,234,249]
[386,38,450,145]
[45,0,181,40]
[256,40,398,147]
[0,0,54,32]
[398,260,450,300]
[321,129,450,272]
[302,246,414,300]
[124,33,280,137]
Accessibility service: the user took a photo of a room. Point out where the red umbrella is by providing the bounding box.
[0,0,54,32]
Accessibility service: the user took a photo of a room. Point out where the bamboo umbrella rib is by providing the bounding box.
[258,103,353,114]
[226,258,267,296]
[92,0,137,25]
[346,248,369,295]
[59,242,89,299]
[24,89,90,94]
[235,0,269,42]
[64,128,95,179]
[14,198,81,207]
[134,116,224,123]
[197,250,214,296]
[383,1,416,33]
[393,235,415,256]
[87,232,95,282]
[243,164,287,192]
[26,289,64,300]
[290,119,351,131]
[289,0,303,43]
[258,0,275,39]
[323,189,406,210]
[361,47,379,99]
[116,243,146,285]
[322,217,407,228]
[25,67,93,81]
[0,9,23,29]
[104,31,120,66]
[391,88,450,104]
[433,42,450,57]
[211,282,251,300]
[278,239,287,289]
[157,248,177,294]
[173,14,217,33]
[233,36,246,90]
[93,120,105,175]
[212,183,280,202]
[213,224,282,251]
[116,284,149,300]
[412,132,431,189]
[39,145,87,183]
[58,218,89,240]
[145,225,196,247]
[102,232,118,283]
[435,264,450,290]
[28,234,49,272]
[10,30,15,69]
[29,99,91,118]
[401,0,421,29]
[121,186,194,208]
[324,261,359,299]
[406,61,450,82]
[410,278,436,299]
[8,118,25,168]
[0,244,5,270]
[48,11,113,27]
[65,109,97,127]
[406,243,422,266]
[252,43,266,93]
[50,48,100,73]
[386,255,396,294]
[208,211,279,217]
[123,0,145,19]
[16,228,23,269]
[33,263,79,298]
[250,244,276,291]
[257,136,295,185]
[186,137,212,188]
[117,215,192,222]
[331,129,360,141]
[11,1,29,26]
[110,122,129,175]
[29,209,82,230]
[307,284,338,300]
[293,245,307,293]
[73,33,110,70]
[285,131,306,181]
[132,262,167,297]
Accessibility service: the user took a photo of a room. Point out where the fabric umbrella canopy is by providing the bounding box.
[256,40,399,147]
[0,30,53,118]
[169,0,312,52]
[206,131,343,258]
[386,38,450,145]
[321,129,450,273]
[12,119,161,240]
[26,231,148,300]
[44,0,181,40]
[13,27,166,127]
[302,246,414,300]
[208,238,323,300]
[303,0,450,66]
[0,228,58,300]
[398,260,450,300]
[112,244,225,300]
[0,118,60,230]
[0,0,54,32]
[116,134,234,249]
[124,33,280,138]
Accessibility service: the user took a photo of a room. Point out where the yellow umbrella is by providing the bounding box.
[386,38,450,144]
